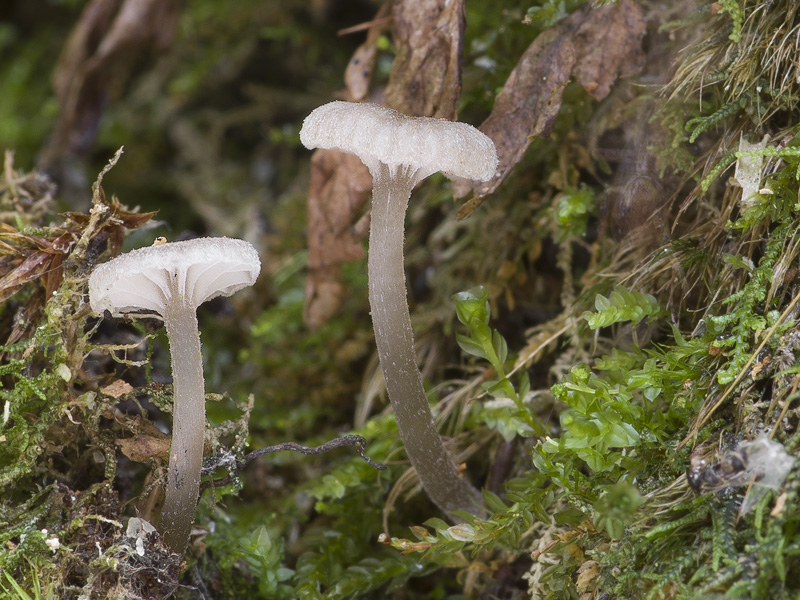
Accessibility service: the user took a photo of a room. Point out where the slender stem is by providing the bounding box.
[159,299,206,554]
[368,163,484,519]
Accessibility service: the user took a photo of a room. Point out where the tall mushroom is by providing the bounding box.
[300,101,497,517]
[89,237,261,553]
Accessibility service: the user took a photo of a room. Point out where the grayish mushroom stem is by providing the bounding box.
[159,295,206,554]
[368,162,484,518]
[300,101,497,519]
[88,237,261,555]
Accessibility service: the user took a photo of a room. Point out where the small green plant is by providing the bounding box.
[545,362,647,473]
[237,525,294,598]
[686,97,747,144]
[554,186,596,241]
[716,0,744,42]
[452,286,536,440]
[592,480,643,539]
[582,285,662,329]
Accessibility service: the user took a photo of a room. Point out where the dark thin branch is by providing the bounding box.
[244,434,387,470]
[200,434,386,491]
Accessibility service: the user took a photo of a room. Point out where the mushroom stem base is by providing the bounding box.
[368,163,484,519]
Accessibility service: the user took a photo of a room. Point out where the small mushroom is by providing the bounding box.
[300,101,497,517]
[89,237,260,553]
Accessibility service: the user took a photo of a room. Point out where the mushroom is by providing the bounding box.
[300,101,497,517]
[89,237,261,553]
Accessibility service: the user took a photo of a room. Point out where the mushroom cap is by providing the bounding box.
[89,237,261,318]
[300,101,498,182]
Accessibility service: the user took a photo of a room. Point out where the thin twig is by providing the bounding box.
[337,16,392,36]
[200,434,386,491]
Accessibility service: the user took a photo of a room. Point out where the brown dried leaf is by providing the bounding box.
[0,238,21,256]
[64,197,158,257]
[304,150,373,329]
[0,230,75,303]
[64,197,157,229]
[384,0,465,118]
[101,379,134,398]
[0,252,55,303]
[305,0,467,327]
[453,24,576,205]
[571,0,646,101]
[0,231,73,254]
[575,560,601,595]
[117,433,170,463]
[453,0,645,208]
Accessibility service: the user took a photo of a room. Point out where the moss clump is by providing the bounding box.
[0,153,186,599]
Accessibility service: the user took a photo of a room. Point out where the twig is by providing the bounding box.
[200,434,386,491]
[337,16,392,36]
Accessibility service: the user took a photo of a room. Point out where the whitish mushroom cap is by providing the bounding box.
[300,101,498,182]
[89,237,261,318]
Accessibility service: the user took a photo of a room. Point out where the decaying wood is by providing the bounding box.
[384,0,465,118]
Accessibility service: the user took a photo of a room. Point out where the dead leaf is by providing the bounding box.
[384,0,465,118]
[304,150,373,329]
[575,560,601,595]
[0,156,155,346]
[64,195,158,258]
[453,0,645,210]
[453,24,575,206]
[117,433,170,463]
[0,231,75,304]
[43,0,181,163]
[571,0,646,101]
[101,379,134,398]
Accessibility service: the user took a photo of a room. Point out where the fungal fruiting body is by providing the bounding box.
[301,102,497,517]
[89,237,260,553]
